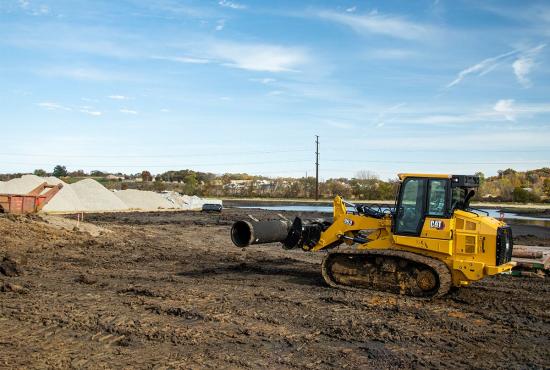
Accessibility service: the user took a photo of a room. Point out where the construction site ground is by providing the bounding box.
[1,209,549,369]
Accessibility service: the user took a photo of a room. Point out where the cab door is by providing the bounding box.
[394,178,427,236]
[394,177,454,255]
[421,179,453,240]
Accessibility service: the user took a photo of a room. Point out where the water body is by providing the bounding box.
[239,205,550,228]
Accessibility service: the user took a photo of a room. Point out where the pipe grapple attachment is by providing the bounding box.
[231,217,329,250]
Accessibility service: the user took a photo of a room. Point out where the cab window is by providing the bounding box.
[427,179,447,217]
[395,178,427,235]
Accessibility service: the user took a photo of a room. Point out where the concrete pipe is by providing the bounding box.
[231,219,292,247]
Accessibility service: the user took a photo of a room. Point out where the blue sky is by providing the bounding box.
[1,0,549,180]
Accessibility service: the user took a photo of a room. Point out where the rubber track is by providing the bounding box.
[321,249,452,299]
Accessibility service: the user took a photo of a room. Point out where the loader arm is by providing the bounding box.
[310,196,393,251]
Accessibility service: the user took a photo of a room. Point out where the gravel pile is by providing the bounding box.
[160,192,222,210]
[0,175,222,213]
[41,177,83,213]
[0,175,45,195]
[161,191,189,209]
[115,189,174,211]
[71,179,129,212]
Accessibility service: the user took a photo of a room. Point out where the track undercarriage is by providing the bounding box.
[322,249,452,298]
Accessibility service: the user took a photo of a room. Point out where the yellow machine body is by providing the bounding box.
[310,174,515,288]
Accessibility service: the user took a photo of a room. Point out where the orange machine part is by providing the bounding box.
[0,182,63,214]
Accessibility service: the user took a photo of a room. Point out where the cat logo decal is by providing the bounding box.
[430,220,445,230]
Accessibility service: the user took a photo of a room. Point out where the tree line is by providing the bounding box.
[1,166,549,203]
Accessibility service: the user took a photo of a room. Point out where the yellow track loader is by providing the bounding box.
[231,174,515,298]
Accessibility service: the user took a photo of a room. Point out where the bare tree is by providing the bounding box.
[355,170,379,180]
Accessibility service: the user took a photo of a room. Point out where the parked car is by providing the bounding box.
[202,203,223,213]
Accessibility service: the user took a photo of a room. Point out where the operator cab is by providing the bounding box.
[393,174,480,236]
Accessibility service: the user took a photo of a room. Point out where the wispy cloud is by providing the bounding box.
[5,26,140,59]
[218,0,246,10]
[37,102,71,111]
[493,99,550,121]
[80,107,102,116]
[360,99,550,127]
[209,41,308,72]
[324,119,354,129]
[151,55,211,64]
[446,50,518,88]
[346,6,357,13]
[367,48,418,60]
[250,77,276,84]
[108,95,130,100]
[153,41,307,72]
[38,101,103,116]
[119,108,138,115]
[16,0,49,16]
[318,10,434,40]
[493,99,516,121]
[39,67,131,82]
[513,44,545,88]
[373,102,406,127]
[215,19,225,31]
[447,45,545,88]
[136,1,215,19]
[479,4,550,36]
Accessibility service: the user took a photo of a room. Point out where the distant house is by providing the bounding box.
[226,180,253,189]
[255,179,276,192]
[105,174,124,180]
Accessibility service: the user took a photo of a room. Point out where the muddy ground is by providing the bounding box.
[0,209,549,369]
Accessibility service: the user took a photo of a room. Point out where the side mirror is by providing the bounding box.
[464,189,475,208]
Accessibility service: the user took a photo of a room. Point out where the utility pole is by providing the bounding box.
[315,135,319,200]
[305,171,308,198]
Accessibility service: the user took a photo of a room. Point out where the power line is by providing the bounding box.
[2,147,548,159]
[323,159,550,165]
[320,148,550,153]
[0,159,311,168]
[0,149,310,158]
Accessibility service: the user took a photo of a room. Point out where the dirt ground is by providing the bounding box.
[0,209,549,369]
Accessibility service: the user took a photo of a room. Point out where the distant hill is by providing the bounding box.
[477,167,550,202]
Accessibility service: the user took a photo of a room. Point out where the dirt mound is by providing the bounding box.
[0,254,25,276]
[0,281,27,293]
